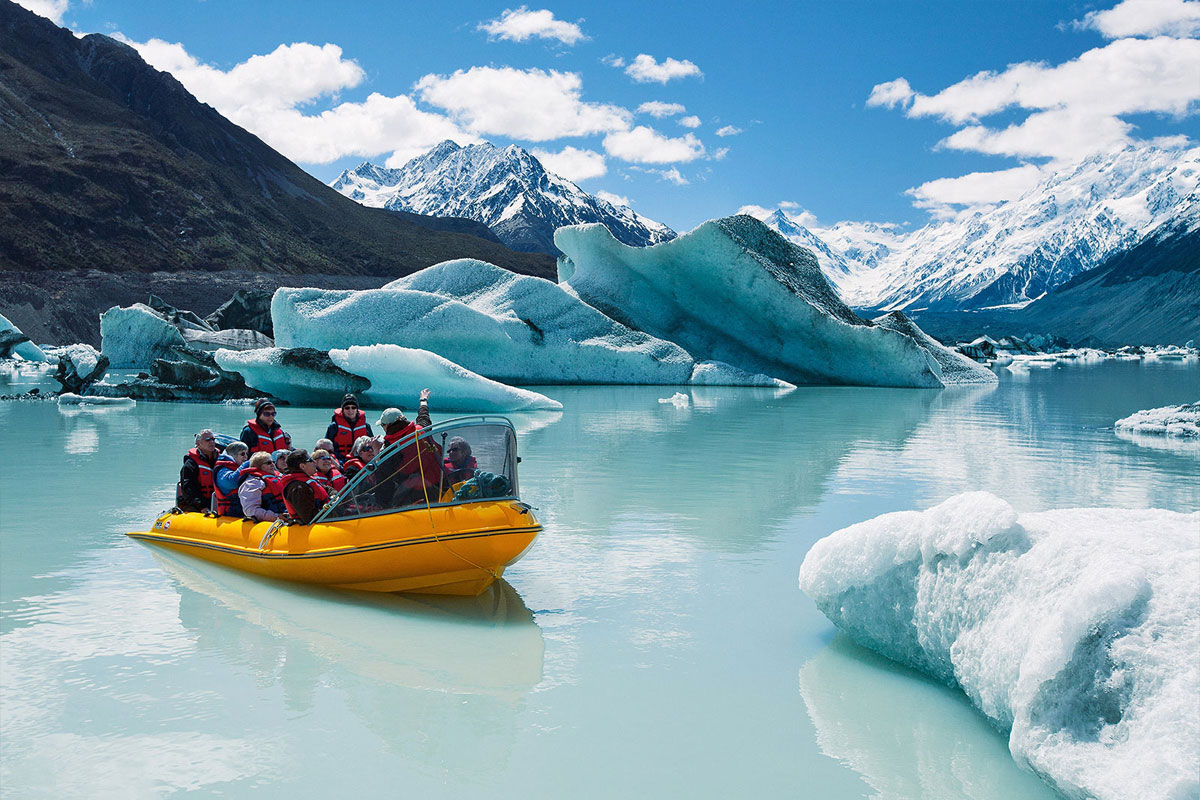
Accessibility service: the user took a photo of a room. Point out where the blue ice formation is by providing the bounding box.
[271,259,695,385]
[555,216,979,388]
[100,304,186,368]
[799,492,1200,800]
[0,312,48,362]
[215,345,561,412]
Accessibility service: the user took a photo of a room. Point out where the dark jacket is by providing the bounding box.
[326,413,373,459]
[178,449,218,512]
[281,476,319,525]
[240,420,291,453]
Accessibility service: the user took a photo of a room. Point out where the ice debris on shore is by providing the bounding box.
[798,492,1199,800]
[1115,402,1200,438]
[555,216,948,388]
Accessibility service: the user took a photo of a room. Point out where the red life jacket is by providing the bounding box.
[443,455,478,483]
[278,473,330,518]
[384,423,444,482]
[312,469,347,493]
[330,409,369,457]
[245,418,289,454]
[212,455,242,515]
[238,467,283,511]
[184,447,216,503]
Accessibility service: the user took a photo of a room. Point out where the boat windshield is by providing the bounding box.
[315,417,520,523]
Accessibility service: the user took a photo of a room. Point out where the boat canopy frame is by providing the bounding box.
[310,414,522,525]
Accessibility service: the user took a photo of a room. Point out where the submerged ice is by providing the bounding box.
[798,493,1199,800]
[555,216,953,388]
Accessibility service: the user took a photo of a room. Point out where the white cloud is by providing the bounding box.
[15,0,67,23]
[939,109,1133,160]
[531,145,607,181]
[118,35,468,165]
[595,190,630,207]
[678,115,701,128]
[603,125,705,163]
[865,78,914,110]
[415,66,631,141]
[638,101,686,118]
[906,164,1046,219]
[657,167,689,185]
[478,6,587,45]
[602,53,625,67]
[625,54,703,84]
[714,125,743,137]
[737,203,819,228]
[1079,0,1200,38]
[713,147,730,160]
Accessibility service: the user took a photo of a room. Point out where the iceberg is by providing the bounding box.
[57,393,135,406]
[689,360,796,388]
[100,304,187,368]
[872,311,998,384]
[1115,402,1200,438]
[0,312,48,362]
[272,259,694,385]
[555,216,945,388]
[657,392,690,409]
[215,345,562,412]
[799,493,1200,800]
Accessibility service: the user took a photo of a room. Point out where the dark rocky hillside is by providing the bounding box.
[0,1,553,344]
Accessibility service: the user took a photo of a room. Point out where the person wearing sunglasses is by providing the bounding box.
[240,398,292,455]
[278,449,328,525]
[310,449,347,493]
[175,429,220,512]
[342,435,379,482]
[326,394,372,461]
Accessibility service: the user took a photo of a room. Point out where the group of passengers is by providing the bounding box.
[177,391,479,526]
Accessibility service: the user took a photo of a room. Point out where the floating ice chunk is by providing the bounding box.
[872,311,997,385]
[555,216,944,388]
[1114,402,1200,449]
[57,393,135,406]
[657,392,690,409]
[0,312,48,362]
[100,304,187,368]
[688,360,796,388]
[799,493,1200,800]
[214,348,369,406]
[330,345,562,412]
[272,259,694,385]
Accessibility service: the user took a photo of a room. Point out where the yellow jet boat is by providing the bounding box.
[128,416,542,596]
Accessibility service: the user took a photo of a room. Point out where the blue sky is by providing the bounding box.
[26,0,1200,232]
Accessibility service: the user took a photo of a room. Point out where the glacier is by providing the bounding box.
[272,259,696,385]
[798,492,1200,800]
[555,216,950,388]
[215,345,561,412]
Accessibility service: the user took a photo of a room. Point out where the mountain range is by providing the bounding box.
[331,141,676,256]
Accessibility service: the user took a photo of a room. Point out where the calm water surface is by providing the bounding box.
[2,360,1196,798]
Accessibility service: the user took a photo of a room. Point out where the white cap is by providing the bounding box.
[377,407,407,427]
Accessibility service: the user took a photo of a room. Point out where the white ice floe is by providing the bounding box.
[57,393,135,406]
[799,492,1200,800]
[657,392,690,409]
[100,304,187,368]
[1115,403,1200,438]
[45,343,103,377]
[555,217,946,388]
[272,259,694,385]
[215,345,561,412]
[0,312,48,362]
[689,360,797,388]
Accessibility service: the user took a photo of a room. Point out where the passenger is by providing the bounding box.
[311,448,347,493]
[237,452,281,522]
[326,394,372,461]
[240,399,291,454]
[176,429,220,512]
[313,438,341,469]
[279,449,329,526]
[443,437,479,484]
[212,441,250,516]
[374,388,444,508]
[342,435,378,482]
[272,449,290,475]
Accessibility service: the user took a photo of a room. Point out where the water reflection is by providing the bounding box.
[798,636,1059,800]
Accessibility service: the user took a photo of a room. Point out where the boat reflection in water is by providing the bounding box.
[797,635,1059,800]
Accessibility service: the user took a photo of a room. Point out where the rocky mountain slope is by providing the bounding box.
[331,140,676,255]
[0,1,553,344]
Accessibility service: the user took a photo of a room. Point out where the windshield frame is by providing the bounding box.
[311,414,521,524]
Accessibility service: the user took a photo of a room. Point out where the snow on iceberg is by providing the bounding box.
[0,312,48,362]
[555,216,945,388]
[872,311,997,385]
[272,259,694,385]
[798,492,1200,800]
[100,304,186,368]
[1115,402,1200,438]
[689,360,796,388]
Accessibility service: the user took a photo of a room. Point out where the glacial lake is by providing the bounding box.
[2,359,1197,799]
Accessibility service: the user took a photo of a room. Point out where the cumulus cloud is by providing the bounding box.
[714,125,743,137]
[713,147,730,160]
[678,115,701,128]
[638,101,686,118]
[531,145,607,181]
[595,190,631,207]
[14,0,67,23]
[415,66,631,141]
[603,125,705,163]
[478,6,587,45]
[906,165,1047,220]
[865,78,914,110]
[1078,0,1200,38]
[625,54,703,84]
[655,167,689,185]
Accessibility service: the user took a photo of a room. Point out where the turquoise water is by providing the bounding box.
[1,360,1196,798]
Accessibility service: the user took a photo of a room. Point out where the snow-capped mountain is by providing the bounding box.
[760,144,1200,312]
[331,140,676,256]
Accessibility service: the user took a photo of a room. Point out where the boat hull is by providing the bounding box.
[128,501,541,596]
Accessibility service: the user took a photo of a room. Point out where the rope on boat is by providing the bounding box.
[416,432,500,581]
